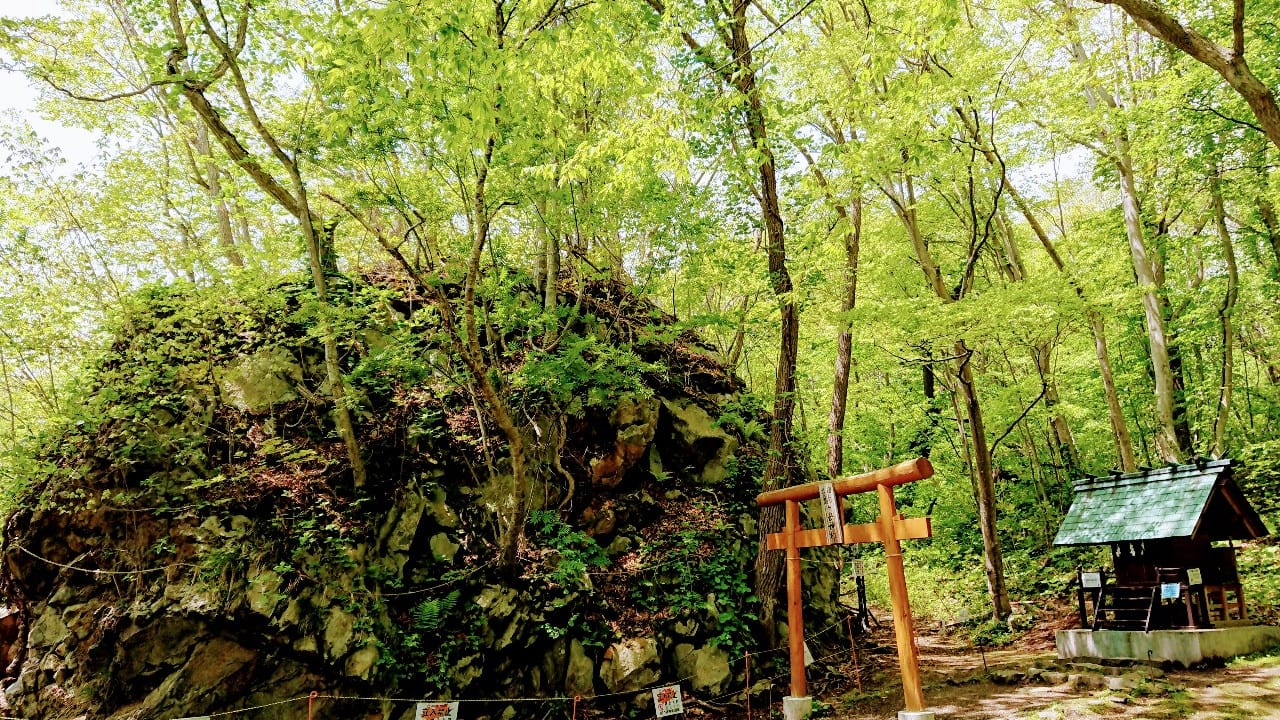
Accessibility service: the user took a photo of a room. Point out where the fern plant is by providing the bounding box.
[411,590,459,632]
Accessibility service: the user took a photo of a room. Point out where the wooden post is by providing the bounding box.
[879,483,925,712]
[786,499,806,699]
[1075,568,1087,628]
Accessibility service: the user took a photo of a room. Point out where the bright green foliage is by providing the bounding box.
[2,0,1280,631]
[526,509,610,590]
[629,503,757,656]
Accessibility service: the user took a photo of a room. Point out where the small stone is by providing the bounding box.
[689,645,731,694]
[1106,675,1136,691]
[990,669,1025,685]
[247,570,283,617]
[606,536,632,557]
[671,618,700,637]
[600,637,659,692]
[565,639,594,695]
[323,608,356,660]
[345,644,380,679]
[430,533,460,562]
[1041,671,1068,685]
[29,611,69,648]
[216,347,303,413]
[425,486,461,529]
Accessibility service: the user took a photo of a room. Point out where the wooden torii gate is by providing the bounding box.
[757,457,935,720]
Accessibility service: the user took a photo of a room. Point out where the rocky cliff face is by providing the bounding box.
[1,277,837,720]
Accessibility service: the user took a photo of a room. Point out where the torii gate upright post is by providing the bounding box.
[757,457,936,720]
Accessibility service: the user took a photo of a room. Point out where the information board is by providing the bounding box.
[1081,571,1102,589]
[1161,583,1181,600]
[652,685,684,717]
[1187,568,1203,585]
[416,702,460,720]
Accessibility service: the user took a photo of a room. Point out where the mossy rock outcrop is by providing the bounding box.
[0,276,838,720]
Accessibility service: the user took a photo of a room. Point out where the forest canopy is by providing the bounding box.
[1,0,1279,622]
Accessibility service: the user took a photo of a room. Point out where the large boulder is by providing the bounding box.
[600,637,660,693]
[660,399,739,485]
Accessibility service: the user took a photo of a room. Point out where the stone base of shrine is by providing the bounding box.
[1056,626,1280,666]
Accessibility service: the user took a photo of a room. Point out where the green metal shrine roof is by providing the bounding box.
[1053,459,1268,546]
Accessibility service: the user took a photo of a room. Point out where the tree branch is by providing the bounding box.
[989,384,1048,459]
[1095,0,1280,149]
[28,71,181,103]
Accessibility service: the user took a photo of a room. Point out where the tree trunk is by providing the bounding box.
[910,364,938,459]
[466,141,531,574]
[889,170,1010,620]
[1035,342,1079,471]
[1090,311,1138,471]
[955,342,1012,619]
[1212,175,1240,457]
[291,178,368,488]
[996,166,1137,470]
[706,0,801,646]
[827,197,861,480]
[1115,151,1184,463]
[194,124,244,268]
[1057,1,1184,463]
[167,9,367,487]
[1256,192,1280,279]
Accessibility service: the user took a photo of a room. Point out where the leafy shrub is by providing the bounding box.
[526,509,609,589]
[629,505,756,656]
[511,333,660,415]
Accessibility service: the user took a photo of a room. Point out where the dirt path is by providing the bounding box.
[827,615,1280,719]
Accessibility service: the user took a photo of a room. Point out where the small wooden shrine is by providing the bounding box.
[1054,459,1268,631]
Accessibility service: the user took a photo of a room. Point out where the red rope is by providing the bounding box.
[308,690,319,720]
[744,651,751,720]
[846,616,861,693]
[572,695,580,720]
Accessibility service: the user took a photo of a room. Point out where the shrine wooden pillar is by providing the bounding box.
[786,499,804,698]
[879,482,924,712]
[758,457,935,720]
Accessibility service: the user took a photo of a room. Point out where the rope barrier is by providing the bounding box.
[184,694,310,718]
[12,515,883,719]
[143,633,871,720]
[13,545,197,576]
[367,562,496,598]
[585,554,691,577]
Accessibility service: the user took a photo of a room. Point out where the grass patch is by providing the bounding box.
[1145,688,1195,719]
[1227,643,1280,669]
